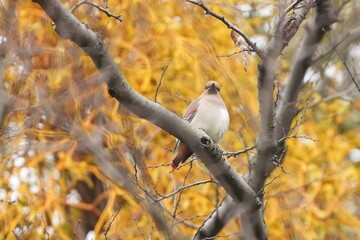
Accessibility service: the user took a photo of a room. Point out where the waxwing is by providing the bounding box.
[171,81,229,169]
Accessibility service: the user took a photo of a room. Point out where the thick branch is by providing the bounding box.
[194,196,239,240]
[250,0,316,194]
[275,0,337,143]
[240,0,316,195]
[33,0,267,238]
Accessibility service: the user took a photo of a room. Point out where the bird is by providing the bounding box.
[171,81,229,170]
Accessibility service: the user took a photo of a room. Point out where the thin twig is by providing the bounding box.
[129,208,146,240]
[256,175,280,197]
[273,146,290,174]
[323,29,360,93]
[225,145,256,158]
[71,219,81,240]
[172,163,193,217]
[301,88,354,111]
[170,157,196,172]
[104,209,121,239]
[156,180,219,201]
[172,213,210,227]
[173,87,188,105]
[155,58,172,103]
[311,30,351,64]
[160,203,199,229]
[216,49,252,58]
[70,0,122,22]
[146,163,171,168]
[278,134,319,144]
[133,159,156,201]
[288,98,310,136]
[186,0,263,57]
[266,171,338,199]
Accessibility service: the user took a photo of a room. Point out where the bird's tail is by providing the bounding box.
[171,142,193,170]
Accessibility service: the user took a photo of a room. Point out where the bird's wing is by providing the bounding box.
[173,99,199,151]
[183,98,200,123]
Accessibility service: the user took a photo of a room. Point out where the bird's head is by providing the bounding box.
[205,81,220,95]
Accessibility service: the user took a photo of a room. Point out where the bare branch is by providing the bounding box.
[194,196,240,240]
[160,203,199,229]
[310,27,360,64]
[155,180,219,202]
[129,208,146,240]
[172,163,193,217]
[70,0,122,22]
[146,163,172,168]
[216,49,253,58]
[272,155,290,175]
[322,29,360,93]
[275,0,337,148]
[172,213,209,227]
[278,134,319,143]
[225,145,256,158]
[303,88,355,111]
[186,0,263,57]
[104,209,121,239]
[256,175,280,197]
[155,58,172,103]
[266,171,339,199]
[246,0,318,196]
[71,219,81,240]
[173,87,189,105]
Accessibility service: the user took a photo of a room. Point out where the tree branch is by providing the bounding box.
[310,27,360,64]
[186,0,263,58]
[322,29,360,93]
[275,0,337,144]
[154,58,172,103]
[33,0,267,238]
[70,0,123,22]
[194,195,240,240]
[249,0,316,195]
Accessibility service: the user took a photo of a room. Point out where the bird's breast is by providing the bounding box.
[191,100,229,143]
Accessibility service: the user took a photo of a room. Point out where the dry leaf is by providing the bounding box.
[231,22,251,72]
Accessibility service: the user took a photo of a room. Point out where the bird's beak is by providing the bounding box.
[208,83,218,94]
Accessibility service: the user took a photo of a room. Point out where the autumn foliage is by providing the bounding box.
[1,0,360,239]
